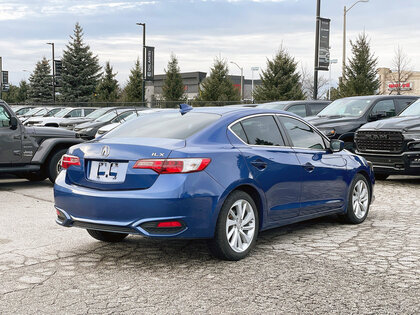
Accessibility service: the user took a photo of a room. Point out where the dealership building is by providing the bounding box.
[378,67,420,95]
[145,71,261,102]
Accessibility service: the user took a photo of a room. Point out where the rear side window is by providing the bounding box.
[230,122,248,143]
[279,116,325,150]
[239,116,284,146]
[309,103,328,116]
[69,109,83,117]
[84,108,96,115]
[395,98,416,113]
[287,104,307,117]
[104,112,220,140]
[371,100,396,118]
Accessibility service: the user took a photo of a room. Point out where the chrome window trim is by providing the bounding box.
[227,113,289,148]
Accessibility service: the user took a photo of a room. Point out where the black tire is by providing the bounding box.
[87,229,128,242]
[374,173,389,181]
[208,190,259,261]
[46,148,68,183]
[24,172,47,182]
[339,173,371,224]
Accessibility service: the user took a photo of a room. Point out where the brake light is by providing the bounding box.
[133,158,211,174]
[61,154,81,169]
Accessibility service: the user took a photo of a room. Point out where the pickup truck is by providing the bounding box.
[0,100,84,183]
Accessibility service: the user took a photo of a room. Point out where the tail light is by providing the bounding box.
[61,154,81,169]
[133,158,211,174]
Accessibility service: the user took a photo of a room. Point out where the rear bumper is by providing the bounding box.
[356,151,420,175]
[53,170,224,239]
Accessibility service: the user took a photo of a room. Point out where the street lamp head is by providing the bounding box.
[136,23,145,26]
[46,42,53,45]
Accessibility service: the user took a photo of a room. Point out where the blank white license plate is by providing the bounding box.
[88,161,128,183]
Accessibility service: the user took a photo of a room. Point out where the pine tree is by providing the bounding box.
[338,33,379,97]
[253,47,304,102]
[17,80,29,103]
[95,62,119,102]
[196,58,240,105]
[162,54,185,106]
[122,58,143,102]
[60,23,102,102]
[27,57,53,103]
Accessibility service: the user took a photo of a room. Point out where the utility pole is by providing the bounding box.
[47,42,55,103]
[136,23,146,105]
[313,0,321,100]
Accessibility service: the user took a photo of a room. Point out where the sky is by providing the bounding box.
[1,0,420,88]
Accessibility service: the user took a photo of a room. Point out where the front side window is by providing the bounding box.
[239,116,284,146]
[371,100,396,118]
[0,106,11,127]
[279,116,325,150]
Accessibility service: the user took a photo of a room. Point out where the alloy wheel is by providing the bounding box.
[225,199,256,253]
[352,180,369,219]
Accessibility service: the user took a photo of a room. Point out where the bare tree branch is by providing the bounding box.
[389,46,412,95]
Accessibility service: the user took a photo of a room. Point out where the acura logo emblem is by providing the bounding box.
[101,145,110,157]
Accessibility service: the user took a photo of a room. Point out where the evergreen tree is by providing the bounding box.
[27,57,53,103]
[254,47,304,102]
[95,62,119,102]
[196,58,240,105]
[60,23,102,102]
[338,33,379,97]
[122,58,143,102]
[162,54,185,106]
[2,80,29,104]
[17,80,29,103]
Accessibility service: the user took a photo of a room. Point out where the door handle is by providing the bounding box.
[13,135,21,140]
[303,162,315,173]
[251,160,267,170]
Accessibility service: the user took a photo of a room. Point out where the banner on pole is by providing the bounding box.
[316,17,331,71]
[145,46,154,81]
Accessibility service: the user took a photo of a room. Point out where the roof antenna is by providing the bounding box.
[179,103,193,115]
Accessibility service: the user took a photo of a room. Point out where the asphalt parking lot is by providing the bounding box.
[0,175,419,314]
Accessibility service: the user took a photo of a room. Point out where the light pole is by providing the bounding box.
[251,66,259,103]
[46,42,55,103]
[328,58,338,100]
[342,0,369,78]
[136,23,146,105]
[230,61,243,101]
[313,0,321,100]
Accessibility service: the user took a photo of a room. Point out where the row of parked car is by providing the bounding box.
[7,93,420,182]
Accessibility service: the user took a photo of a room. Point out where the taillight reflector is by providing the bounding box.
[157,221,183,228]
[61,154,81,169]
[133,158,211,174]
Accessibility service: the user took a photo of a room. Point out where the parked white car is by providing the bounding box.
[24,107,97,127]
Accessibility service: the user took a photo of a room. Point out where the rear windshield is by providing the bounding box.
[104,112,221,140]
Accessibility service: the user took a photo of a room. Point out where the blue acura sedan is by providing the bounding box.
[54,105,374,260]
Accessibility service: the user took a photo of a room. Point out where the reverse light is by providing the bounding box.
[133,158,211,174]
[61,154,81,169]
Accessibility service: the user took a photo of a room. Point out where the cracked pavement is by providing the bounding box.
[0,175,419,314]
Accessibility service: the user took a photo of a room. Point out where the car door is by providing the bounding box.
[277,115,348,216]
[0,104,22,164]
[230,114,302,222]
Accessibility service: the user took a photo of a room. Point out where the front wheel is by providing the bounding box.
[339,174,371,224]
[208,191,259,261]
[87,229,128,242]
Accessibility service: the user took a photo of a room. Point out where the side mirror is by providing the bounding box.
[64,114,71,118]
[10,116,18,130]
[330,139,344,152]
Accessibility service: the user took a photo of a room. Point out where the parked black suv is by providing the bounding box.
[256,100,330,117]
[0,100,83,183]
[355,98,420,179]
[306,95,418,151]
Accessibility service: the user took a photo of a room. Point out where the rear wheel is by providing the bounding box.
[47,148,68,183]
[339,174,371,224]
[208,191,259,261]
[374,173,389,181]
[87,229,128,242]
